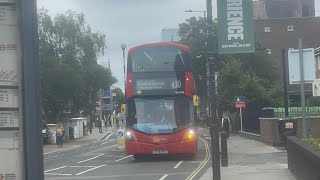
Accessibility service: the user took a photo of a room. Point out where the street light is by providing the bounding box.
[121,43,126,89]
[184,9,206,19]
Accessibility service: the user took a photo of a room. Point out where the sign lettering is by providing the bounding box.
[218,0,254,54]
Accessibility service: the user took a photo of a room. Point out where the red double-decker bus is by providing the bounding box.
[124,42,199,160]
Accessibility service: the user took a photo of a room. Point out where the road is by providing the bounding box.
[44,128,211,180]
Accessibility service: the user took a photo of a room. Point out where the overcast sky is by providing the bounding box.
[37,0,217,91]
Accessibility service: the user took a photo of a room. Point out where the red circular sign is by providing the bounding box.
[0,44,6,51]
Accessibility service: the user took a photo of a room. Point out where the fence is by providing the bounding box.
[266,106,320,118]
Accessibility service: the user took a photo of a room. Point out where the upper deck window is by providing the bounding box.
[128,46,190,73]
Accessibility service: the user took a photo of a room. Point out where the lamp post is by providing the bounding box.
[206,0,221,179]
[121,43,127,89]
[184,9,206,20]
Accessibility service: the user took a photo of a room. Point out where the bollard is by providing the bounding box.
[117,129,125,150]
[220,131,228,167]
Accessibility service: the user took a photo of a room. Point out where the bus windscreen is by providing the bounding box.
[126,96,194,134]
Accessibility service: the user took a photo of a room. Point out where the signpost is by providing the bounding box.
[235,96,245,131]
[0,1,43,179]
[217,0,255,54]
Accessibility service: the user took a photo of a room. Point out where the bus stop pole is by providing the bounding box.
[20,0,44,179]
[206,0,221,179]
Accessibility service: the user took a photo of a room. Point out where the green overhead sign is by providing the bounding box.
[217,0,255,54]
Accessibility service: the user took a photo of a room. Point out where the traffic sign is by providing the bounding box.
[117,130,124,137]
[235,96,245,103]
[235,103,246,108]
[235,96,246,108]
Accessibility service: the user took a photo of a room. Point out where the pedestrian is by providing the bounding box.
[98,120,103,133]
[55,122,64,148]
[0,174,4,180]
[221,115,230,138]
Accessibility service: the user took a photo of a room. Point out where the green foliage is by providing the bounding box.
[303,137,320,149]
[307,96,320,107]
[39,10,116,123]
[178,17,282,111]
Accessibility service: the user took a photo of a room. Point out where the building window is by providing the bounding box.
[264,27,271,32]
[287,26,294,32]
[266,49,272,54]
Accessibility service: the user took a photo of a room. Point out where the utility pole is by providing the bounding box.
[206,0,221,179]
[281,49,289,117]
[298,38,308,137]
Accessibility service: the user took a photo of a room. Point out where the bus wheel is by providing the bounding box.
[133,154,144,161]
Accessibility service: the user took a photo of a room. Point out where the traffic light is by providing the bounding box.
[121,104,126,115]
[193,95,199,107]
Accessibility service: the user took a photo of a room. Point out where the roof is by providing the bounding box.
[128,42,190,55]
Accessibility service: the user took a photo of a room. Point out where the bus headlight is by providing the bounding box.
[186,129,196,140]
[126,131,134,141]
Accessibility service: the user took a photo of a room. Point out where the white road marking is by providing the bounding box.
[45,172,189,179]
[44,166,67,173]
[158,174,169,180]
[114,155,133,162]
[104,132,113,140]
[77,153,104,164]
[185,137,210,180]
[173,161,184,169]
[109,139,115,142]
[44,173,72,176]
[44,155,58,160]
[101,133,113,145]
[75,164,106,176]
[69,166,96,168]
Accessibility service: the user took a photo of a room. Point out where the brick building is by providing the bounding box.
[254,17,320,103]
[253,0,315,19]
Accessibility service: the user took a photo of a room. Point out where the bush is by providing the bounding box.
[303,137,320,149]
[307,96,320,107]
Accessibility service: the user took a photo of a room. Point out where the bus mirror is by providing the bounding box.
[193,95,199,107]
[121,104,126,115]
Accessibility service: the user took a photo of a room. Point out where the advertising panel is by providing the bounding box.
[217,0,255,54]
[288,48,315,84]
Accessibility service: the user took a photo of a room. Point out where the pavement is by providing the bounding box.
[43,127,113,155]
[199,133,296,180]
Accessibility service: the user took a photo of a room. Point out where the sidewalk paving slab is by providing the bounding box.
[43,127,113,155]
[199,135,296,180]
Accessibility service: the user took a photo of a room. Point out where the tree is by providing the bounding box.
[39,10,116,123]
[178,17,282,112]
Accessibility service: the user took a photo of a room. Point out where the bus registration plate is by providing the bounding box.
[153,150,168,154]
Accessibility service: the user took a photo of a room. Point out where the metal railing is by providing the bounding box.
[267,107,320,118]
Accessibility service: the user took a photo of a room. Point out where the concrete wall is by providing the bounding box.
[287,136,320,180]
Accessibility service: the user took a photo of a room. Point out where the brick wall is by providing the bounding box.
[260,118,282,146]
[296,117,320,138]
[260,117,320,146]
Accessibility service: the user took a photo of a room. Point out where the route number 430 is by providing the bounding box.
[171,81,181,89]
